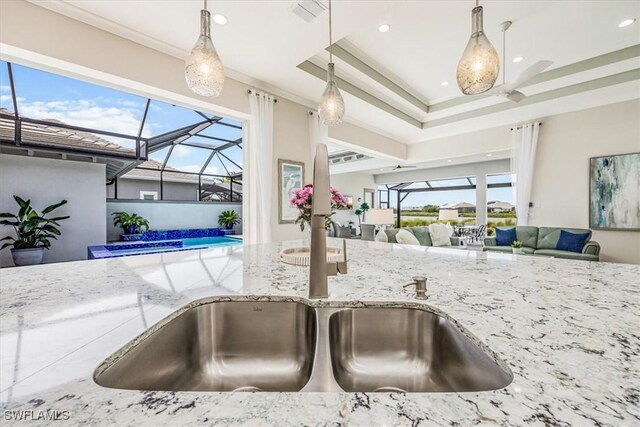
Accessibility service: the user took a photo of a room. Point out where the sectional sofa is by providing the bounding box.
[483,226,600,261]
[379,226,461,247]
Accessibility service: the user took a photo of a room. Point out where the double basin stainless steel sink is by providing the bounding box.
[94,299,512,393]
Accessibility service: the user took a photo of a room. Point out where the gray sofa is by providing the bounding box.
[483,226,600,261]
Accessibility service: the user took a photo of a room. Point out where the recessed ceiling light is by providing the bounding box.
[618,18,636,28]
[378,24,391,33]
[487,154,493,157]
[512,56,524,63]
[447,159,452,162]
[212,14,228,25]
[441,81,449,86]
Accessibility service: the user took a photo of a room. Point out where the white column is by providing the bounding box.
[476,174,487,226]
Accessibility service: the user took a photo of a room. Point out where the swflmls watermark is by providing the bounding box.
[4,410,70,421]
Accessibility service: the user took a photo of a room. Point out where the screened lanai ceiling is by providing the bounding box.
[0,60,243,184]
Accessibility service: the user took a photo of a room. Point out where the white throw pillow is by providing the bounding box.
[375,229,388,243]
[396,229,420,246]
[445,223,454,237]
[428,223,452,247]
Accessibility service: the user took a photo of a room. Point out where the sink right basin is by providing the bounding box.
[328,307,513,393]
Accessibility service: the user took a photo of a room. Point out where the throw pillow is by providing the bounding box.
[396,229,420,246]
[428,223,452,247]
[495,227,517,246]
[555,230,590,253]
[445,223,454,237]
[374,229,388,243]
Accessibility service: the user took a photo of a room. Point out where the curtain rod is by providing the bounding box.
[247,89,277,103]
[511,122,542,131]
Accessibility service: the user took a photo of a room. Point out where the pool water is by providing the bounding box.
[182,237,242,248]
[90,236,242,259]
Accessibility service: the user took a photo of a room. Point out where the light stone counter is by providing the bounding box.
[0,239,638,426]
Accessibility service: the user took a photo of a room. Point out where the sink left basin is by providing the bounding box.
[94,301,317,392]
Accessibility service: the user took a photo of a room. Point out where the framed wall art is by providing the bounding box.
[278,159,305,224]
[589,152,640,230]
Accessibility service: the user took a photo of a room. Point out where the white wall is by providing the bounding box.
[0,155,106,267]
[529,100,640,264]
[106,201,242,242]
[330,172,378,230]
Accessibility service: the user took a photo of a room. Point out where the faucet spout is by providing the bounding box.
[309,144,331,299]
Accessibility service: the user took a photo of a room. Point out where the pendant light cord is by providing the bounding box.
[204,0,207,10]
[329,0,333,63]
[502,28,506,85]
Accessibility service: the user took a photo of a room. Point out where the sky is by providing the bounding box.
[0,60,242,177]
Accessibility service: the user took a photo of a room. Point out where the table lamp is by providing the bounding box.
[365,209,395,227]
[438,209,459,221]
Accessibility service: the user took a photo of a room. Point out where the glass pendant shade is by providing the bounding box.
[319,63,345,126]
[185,9,224,97]
[456,6,500,95]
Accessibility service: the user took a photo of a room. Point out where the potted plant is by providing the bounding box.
[0,196,69,266]
[290,184,348,232]
[218,210,240,230]
[354,202,370,231]
[112,212,149,239]
[347,220,354,229]
[511,240,523,255]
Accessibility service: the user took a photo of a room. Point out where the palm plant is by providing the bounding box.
[218,210,240,230]
[354,202,370,230]
[0,196,69,250]
[112,212,149,235]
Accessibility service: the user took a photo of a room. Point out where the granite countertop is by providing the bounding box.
[0,239,638,426]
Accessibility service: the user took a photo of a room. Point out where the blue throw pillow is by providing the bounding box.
[555,230,590,253]
[495,227,517,246]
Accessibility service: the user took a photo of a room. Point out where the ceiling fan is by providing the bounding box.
[391,164,417,171]
[488,21,553,103]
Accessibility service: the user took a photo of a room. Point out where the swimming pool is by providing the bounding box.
[88,236,242,259]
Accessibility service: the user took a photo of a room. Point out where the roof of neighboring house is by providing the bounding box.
[487,201,515,209]
[441,202,476,209]
[0,109,135,157]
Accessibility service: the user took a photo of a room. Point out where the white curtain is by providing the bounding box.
[245,89,275,245]
[308,111,328,166]
[511,122,540,226]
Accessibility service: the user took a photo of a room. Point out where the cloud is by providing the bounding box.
[18,99,144,137]
[0,85,10,92]
[180,164,219,175]
[171,144,192,158]
[0,95,11,103]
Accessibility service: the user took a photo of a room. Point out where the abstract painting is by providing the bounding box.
[278,159,305,224]
[589,153,640,230]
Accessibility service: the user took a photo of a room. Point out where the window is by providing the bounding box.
[140,191,158,200]
[390,176,477,228]
[486,174,516,227]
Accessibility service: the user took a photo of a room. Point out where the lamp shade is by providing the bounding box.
[438,209,459,221]
[365,208,395,225]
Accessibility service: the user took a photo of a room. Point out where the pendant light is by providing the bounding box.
[318,0,345,126]
[456,0,500,95]
[185,0,224,97]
